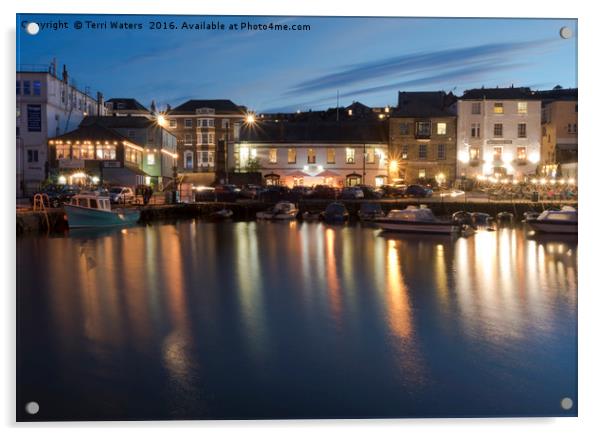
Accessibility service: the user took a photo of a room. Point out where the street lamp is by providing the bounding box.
[245,113,256,124]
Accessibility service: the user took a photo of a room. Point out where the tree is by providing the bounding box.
[245,157,262,173]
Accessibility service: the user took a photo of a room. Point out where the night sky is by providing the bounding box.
[16,14,577,113]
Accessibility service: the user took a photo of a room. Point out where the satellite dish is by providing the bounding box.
[560,27,572,39]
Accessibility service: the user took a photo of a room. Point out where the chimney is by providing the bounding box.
[62,64,68,83]
[96,91,104,116]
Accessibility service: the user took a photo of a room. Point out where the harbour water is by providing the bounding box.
[17,220,577,420]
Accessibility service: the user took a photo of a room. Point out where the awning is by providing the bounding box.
[286,170,309,178]
[317,169,340,178]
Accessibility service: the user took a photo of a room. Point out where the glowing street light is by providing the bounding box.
[245,113,256,124]
[156,114,167,127]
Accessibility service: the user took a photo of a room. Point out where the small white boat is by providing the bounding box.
[375,206,458,234]
[210,208,234,220]
[256,201,298,220]
[526,206,577,234]
[65,192,140,228]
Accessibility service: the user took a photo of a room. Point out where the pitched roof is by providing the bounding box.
[392,91,457,117]
[49,123,139,144]
[239,120,388,143]
[169,99,246,114]
[460,87,538,100]
[106,98,150,112]
[80,115,155,129]
[534,88,578,102]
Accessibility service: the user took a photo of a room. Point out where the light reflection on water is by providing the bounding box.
[17,221,577,420]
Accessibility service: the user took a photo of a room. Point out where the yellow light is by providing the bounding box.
[568,178,576,185]
[550,179,556,185]
[559,178,566,184]
[72,172,87,179]
[58,175,67,185]
[458,151,469,163]
[245,114,256,124]
[389,159,398,171]
[540,178,546,184]
[512,180,519,185]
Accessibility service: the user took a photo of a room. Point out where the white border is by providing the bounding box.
[2,1,601,435]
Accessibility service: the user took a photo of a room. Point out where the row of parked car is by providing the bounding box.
[32,184,137,208]
[194,183,434,203]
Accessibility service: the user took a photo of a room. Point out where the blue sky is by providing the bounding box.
[17,14,577,113]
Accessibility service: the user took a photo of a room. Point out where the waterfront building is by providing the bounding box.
[388,91,457,185]
[16,63,105,196]
[165,99,247,186]
[47,124,149,187]
[233,120,389,187]
[536,88,578,178]
[456,87,541,181]
[104,98,152,117]
[80,116,178,189]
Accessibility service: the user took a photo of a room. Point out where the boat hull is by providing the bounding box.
[65,205,140,228]
[376,220,457,234]
[526,219,577,234]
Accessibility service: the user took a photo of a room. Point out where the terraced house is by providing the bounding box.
[388,91,457,185]
[165,99,247,186]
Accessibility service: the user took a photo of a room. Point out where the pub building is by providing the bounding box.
[48,123,149,187]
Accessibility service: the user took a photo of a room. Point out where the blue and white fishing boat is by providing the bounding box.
[65,192,140,228]
[526,206,577,234]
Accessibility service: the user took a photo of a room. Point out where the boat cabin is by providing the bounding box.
[70,194,112,211]
[387,206,437,222]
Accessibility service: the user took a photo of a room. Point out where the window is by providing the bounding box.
[437,122,447,135]
[437,144,446,160]
[184,151,193,169]
[23,81,31,95]
[345,148,355,164]
[208,133,214,144]
[494,123,503,137]
[307,148,316,164]
[16,81,20,95]
[399,123,410,135]
[200,133,208,144]
[418,144,427,159]
[493,102,504,114]
[327,148,336,164]
[493,146,503,161]
[366,147,375,164]
[416,121,431,137]
[517,102,528,114]
[147,153,156,165]
[418,169,426,179]
[185,119,193,129]
[471,123,481,138]
[222,119,230,128]
[33,81,41,96]
[401,144,409,160]
[517,123,527,138]
[517,147,527,161]
[56,144,69,159]
[198,150,215,167]
[268,148,277,164]
[184,134,192,145]
[198,118,214,128]
[27,149,38,163]
[471,102,481,115]
[169,119,177,128]
[568,123,577,134]
[97,145,117,160]
[288,148,296,164]
[73,144,95,159]
[469,146,480,161]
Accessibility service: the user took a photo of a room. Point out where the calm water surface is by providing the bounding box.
[17,220,577,420]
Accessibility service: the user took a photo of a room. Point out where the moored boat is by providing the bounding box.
[256,201,298,220]
[526,206,577,234]
[210,208,234,220]
[321,202,349,223]
[375,206,458,234]
[65,192,140,228]
[358,202,385,221]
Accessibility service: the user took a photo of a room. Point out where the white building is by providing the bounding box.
[233,121,389,187]
[456,87,541,181]
[16,63,105,196]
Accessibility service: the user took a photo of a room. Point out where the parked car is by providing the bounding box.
[357,184,383,199]
[310,185,338,199]
[194,186,216,202]
[404,184,433,198]
[239,184,262,200]
[109,186,135,204]
[377,184,406,198]
[214,184,241,202]
[32,184,80,208]
[340,186,364,200]
[258,185,290,202]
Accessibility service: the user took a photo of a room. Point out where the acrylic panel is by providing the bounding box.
[16,14,578,421]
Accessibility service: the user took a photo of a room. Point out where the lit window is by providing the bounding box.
[345,148,355,164]
[147,153,156,165]
[366,147,375,164]
[493,146,503,161]
[97,145,116,160]
[469,147,480,161]
[327,148,336,164]
[401,145,408,160]
[517,123,527,138]
[517,147,527,160]
[307,148,316,164]
[418,169,426,179]
[55,144,70,159]
[493,103,504,114]
[437,123,447,135]
[517,102,528,114]
[288,148,296,164]
[494,123,503,137]
[268,148,277,164]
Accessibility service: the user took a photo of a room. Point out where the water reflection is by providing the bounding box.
[17,223,577,420]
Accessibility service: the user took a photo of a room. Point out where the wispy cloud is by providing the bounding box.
[285,39,556,96]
